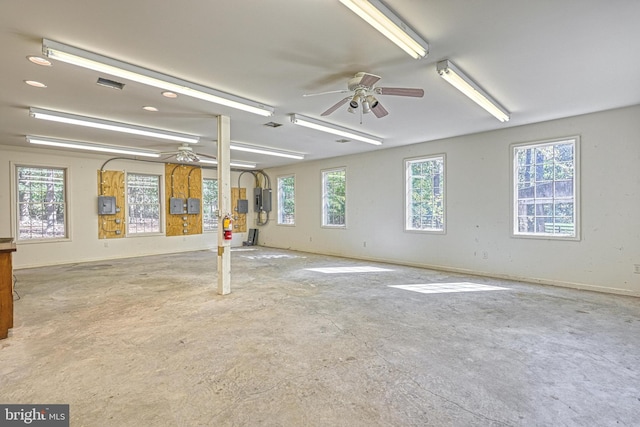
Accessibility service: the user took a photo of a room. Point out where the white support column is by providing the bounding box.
[217,115,231,295]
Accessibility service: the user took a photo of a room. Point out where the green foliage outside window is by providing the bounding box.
[322,169,346,227]
[406,157,444,231]
[17,166,67,240]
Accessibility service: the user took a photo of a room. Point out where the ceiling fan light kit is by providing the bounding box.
[42,39,275,117]
[436,60,510,122]
[310,72,422,120]
[29,107,200,144]
[26,136,161,158]
[339,0,429,59]
[291,114,383,146]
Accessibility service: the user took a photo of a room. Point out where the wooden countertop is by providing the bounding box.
[0,239,17,253]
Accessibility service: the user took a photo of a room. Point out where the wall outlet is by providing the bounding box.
[483,251,489,259]
[634,264,640,274]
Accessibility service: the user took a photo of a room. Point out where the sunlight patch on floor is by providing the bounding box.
[306,266,394,274]
[389,282,509,294]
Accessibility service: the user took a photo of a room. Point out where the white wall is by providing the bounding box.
[0,145,256,268]
[260,105,640,296]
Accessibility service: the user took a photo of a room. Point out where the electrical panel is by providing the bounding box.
[237,199,249,214]
[187,198,200,214]
[98,196,117,215]
[262,189,272,212]
[253,188,262,212]
[170,197,185,214]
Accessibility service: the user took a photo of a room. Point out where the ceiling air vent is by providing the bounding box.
[97,77,125,90]
[263,121,282,128]
[336,139,350,143]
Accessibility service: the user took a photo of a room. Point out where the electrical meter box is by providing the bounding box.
[237,199,248,214]
[187,198,200,214]
[98,196,117,215]
[170,197,185,214]
[262,189,272,212]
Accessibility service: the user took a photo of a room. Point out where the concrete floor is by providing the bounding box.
[1,247,639,426]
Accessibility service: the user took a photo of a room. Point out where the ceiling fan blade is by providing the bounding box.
[359,73,381,88]
[376,87,424,97]
[303,89,350,97]
[321,97,350,116]
[371,102,389,118]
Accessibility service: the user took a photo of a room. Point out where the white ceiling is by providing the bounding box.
[2,0,639,168]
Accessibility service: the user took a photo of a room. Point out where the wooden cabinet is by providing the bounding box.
[0,239,16,340]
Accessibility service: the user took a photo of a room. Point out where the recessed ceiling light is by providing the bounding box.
[162,91,178,99]
[143,106,159,112]
[25,80,47,88]
[27,56,52,66]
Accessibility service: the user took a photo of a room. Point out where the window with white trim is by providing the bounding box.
[322,168,346,227]
[202,178,218,231]
[16,165,68,240]
[127,173,161,234]
[513,137,578,238]
[277,175,295,225]
[405,155,445,232]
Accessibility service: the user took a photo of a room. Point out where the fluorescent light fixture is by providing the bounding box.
[29,107,200,144]
[436,60,510,122]
[339,0,428,59]
[290,114,382,146]
[42,39,275,117]
[26,136,161,158]
[230,142,305,160]
[198,159,257,169]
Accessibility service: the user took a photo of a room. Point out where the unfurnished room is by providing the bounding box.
[0,1,639,426]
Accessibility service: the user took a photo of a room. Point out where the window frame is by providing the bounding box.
[511,136,580,240]
[126,172,163,236]
[321,167,347,229]
[404,154,446,234]
[277,174,296,226]
[202,177,219,232]
[12,162,71,243]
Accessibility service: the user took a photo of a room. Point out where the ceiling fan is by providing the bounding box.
[162,143,216,163]
[304,72,424,119]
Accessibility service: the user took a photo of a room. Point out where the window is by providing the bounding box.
[513,137,578,238]
[127,173,161,234]
[277,175,295,225]
[322,168,346,227]
[202,178,218,231]
[405,155,445,232]
[16,166,68,240]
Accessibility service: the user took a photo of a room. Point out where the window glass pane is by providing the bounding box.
[278,175,295,225]
[514,139,577,237]
[405,156,445,231]
[202,178,218,231]
[127,174,161,234]
[16,166,67,240]
[322,169,346,227]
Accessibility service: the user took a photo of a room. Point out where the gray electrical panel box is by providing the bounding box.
[237,199,248,214]
[187,198,200,214]
[98,196,116,215]
[170,197,185,214]
[253,188,262,212]
[262,189,272,212]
